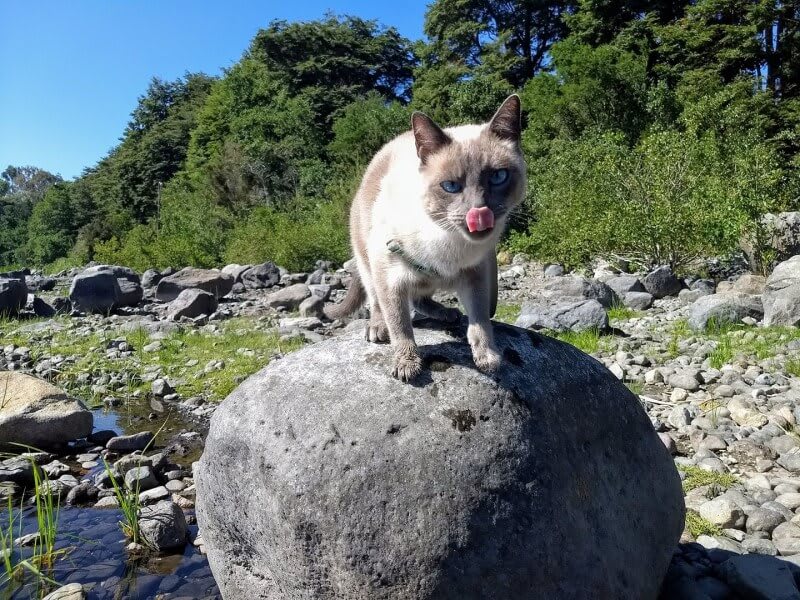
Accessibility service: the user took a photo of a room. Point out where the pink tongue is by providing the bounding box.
[466,207,495,233]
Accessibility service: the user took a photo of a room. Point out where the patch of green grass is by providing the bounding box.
[153,319,305,399]
[787,359,800,378]
[679,465,738,493]
[708,337,734,369]
[666,318,691,358]
[685,510,723,538]
[493,303,521,324]
[552,328,601,354]
[607,303,640,321]
[625,381,644,396]
[6,317,304,404]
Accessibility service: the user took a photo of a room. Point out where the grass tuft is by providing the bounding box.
[685,510,723,537]
[551,328,601,354]
[679,465,738,493]
[493,303,521,324]
[607,302,640,321]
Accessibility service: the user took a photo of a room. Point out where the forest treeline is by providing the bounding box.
[3,0,800,273]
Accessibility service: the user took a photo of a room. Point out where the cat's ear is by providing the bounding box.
[488,95,522,143]
[411,112,451,164]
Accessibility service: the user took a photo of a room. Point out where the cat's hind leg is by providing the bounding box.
[414,297,461,323]
[358,265,390,343]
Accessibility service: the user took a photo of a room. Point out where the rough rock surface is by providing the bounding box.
[0,372,93,446]
[515,298,608,332]
[82,265,143,307]
[265,283,311,309]
[167,289,218,321]
[241,262,281,290]
[196,325,684,600]
[155,267,234,302]
[687,293,764,331]
[139,500,188,551]
[541,276,618,307]
[69,270,121,314]
[764,255,800,326]
[643,266,682,299]
[0,277,28,316]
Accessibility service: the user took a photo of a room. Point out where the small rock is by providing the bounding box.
[139,500,187,551]
[106,431,154,452]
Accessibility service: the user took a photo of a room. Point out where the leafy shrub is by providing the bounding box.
[514,128,788,271]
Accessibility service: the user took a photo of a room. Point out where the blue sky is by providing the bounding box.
[0,1,427,181]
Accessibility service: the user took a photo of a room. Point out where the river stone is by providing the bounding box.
[605,275,645,296]
[643,266,682,298]
[82,265,143,307]
[0,277,28,316]
[196,324,684,600]
[221,264,252,284]
[139,500,187,551]
[265,283,311,310]
[623,291,653,310]
[167,289,218,321]
[515,298,609,332]
[69,269,120,314]
[155,267,234,302]
[688,293,764,331]
[41,583,86,600]
[540,276,618,308]
[0,372,92,446]
[241,262,281,290]
[106,431,154,452]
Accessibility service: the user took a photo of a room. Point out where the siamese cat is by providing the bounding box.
[325,95,526,381]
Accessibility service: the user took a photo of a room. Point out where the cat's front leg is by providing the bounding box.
[458,257,502,373]
[373,272,422,382]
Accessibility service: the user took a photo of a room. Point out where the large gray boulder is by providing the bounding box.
[265,283,311,310]
[167,289,218,321]
[605,275,645,296]
[688,293,764,331]
[196,325,684,600]
[541,276,618,308]
[515,299,608,332]
[764,256,800,326]
[0,278,28,316]
[155,267,233,302]
[82,265,143,307]
[0,372,93,447]
[69,269,120,314]
[221,264,252,284]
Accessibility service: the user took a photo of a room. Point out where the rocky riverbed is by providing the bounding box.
[2,255,800,598]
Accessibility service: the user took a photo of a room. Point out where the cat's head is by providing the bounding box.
[411,95,526,244]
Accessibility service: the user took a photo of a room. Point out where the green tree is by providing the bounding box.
[22,183,75,264]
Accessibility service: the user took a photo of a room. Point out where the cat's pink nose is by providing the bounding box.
[466,207,495,233]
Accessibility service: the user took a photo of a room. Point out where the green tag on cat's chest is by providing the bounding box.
[386,239,439,277]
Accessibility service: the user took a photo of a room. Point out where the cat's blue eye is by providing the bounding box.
[489,169,509,185]
[440,180,462,193]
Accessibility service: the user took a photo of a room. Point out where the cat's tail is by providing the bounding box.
[323,270,366,320]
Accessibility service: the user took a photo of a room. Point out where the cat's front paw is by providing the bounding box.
[391,345,422,382]
[473,346,502,373]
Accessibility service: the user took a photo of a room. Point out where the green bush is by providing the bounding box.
[225,201,350,272]
[514,128,788,271]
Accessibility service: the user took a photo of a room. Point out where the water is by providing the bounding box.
[4,507,220,599]
[2,395,218,599]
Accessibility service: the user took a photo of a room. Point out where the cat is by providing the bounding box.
[325,95,526,381]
